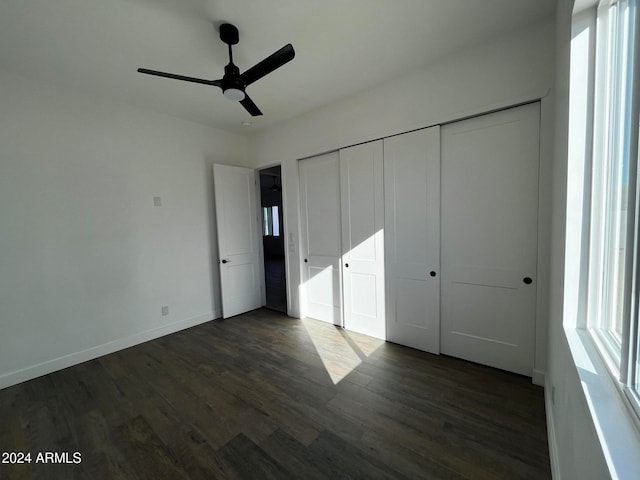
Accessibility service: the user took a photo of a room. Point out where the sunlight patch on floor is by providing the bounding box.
[302,318,384,384]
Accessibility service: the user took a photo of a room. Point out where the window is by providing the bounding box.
[263,206,280,236]
[585,0,640,413]
[629,131,640,417]
[588,0,635,367]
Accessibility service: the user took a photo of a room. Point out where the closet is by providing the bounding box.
[298,102,540,376]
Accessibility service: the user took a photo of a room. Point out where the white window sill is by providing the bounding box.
[564,326,640,479]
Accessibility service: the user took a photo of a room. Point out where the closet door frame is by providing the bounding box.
[292,100,545,381]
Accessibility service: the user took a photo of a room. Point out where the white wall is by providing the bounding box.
[250,19,555,377]
[545,0,610,478]
[0,71,248,388]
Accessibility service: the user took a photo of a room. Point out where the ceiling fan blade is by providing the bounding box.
[240,44,295,87]
[240,94,263,116]
[137,68,221,87]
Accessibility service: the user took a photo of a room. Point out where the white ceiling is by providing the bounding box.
[0,0,556,134]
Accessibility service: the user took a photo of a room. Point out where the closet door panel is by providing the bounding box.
[384,126,440,353]
[440,102,539,376]
[340,140,385,339]
[299,152,342,325]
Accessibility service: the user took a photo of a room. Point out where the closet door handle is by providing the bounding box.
[304,258,308,263]
[430,271,437,277]
[345,263,349,268]
[523,277,533,284]
[221,259,229,264]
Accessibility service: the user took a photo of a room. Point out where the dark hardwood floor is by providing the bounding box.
[0,309,550,479]
[264,256,287,313]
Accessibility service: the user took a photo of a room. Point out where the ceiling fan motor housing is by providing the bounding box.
[219,23,239,45]
[222,63,245,99]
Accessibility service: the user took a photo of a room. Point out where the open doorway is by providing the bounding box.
[259,165,287,313]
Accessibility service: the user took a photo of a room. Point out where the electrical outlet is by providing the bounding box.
[154,196,162,207]
[161,306,169,316]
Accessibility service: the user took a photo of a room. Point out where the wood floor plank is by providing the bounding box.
[259,429,330,480]
[306,430,410,480]
[123,352,238,449]
[246,368,364,445]
[214,369,321,445]
[163,427,240,480]
[217,433,294,480]
[20,378,82,480]
[359,429,468,480]
[141,340,279,445]
[67,410,141,480]
[116,415,190,480]
[0,384,34,480]
[327,389,503,479]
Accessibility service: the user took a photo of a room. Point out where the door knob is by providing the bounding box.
[430,271,437,277]
[345,263,349,268]
[221,259,229,264]
[523,277,533,284]
[304,258,308,263]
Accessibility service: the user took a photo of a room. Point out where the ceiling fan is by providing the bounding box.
[137,23,295,116]
[270,175,281,192]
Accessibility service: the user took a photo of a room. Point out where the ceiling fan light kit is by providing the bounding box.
[137,23,294,116]
[223,88,245,101]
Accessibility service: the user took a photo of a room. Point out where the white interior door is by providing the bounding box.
[299,152,342,325]
[440,103,540,376]
[340,141,385,339]
[213,164,262,318]
[384,127,441,353]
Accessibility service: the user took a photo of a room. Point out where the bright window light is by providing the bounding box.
[272,206,280,236]
[263,206,280,237]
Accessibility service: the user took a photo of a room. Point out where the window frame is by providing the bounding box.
[562,2,640,477]
[585,0,640,420]
[588,0,630,371]
[262,205,280,237]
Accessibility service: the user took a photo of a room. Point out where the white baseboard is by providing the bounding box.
[0,311,214,390]
[545,375,561,480]
[532,368,546,386]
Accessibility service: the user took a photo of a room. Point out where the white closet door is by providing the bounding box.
[340,141,385,339]
[384,127,441,353]
[299,152,342,325]
[440,103,539,376]
[213,164,262,318]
